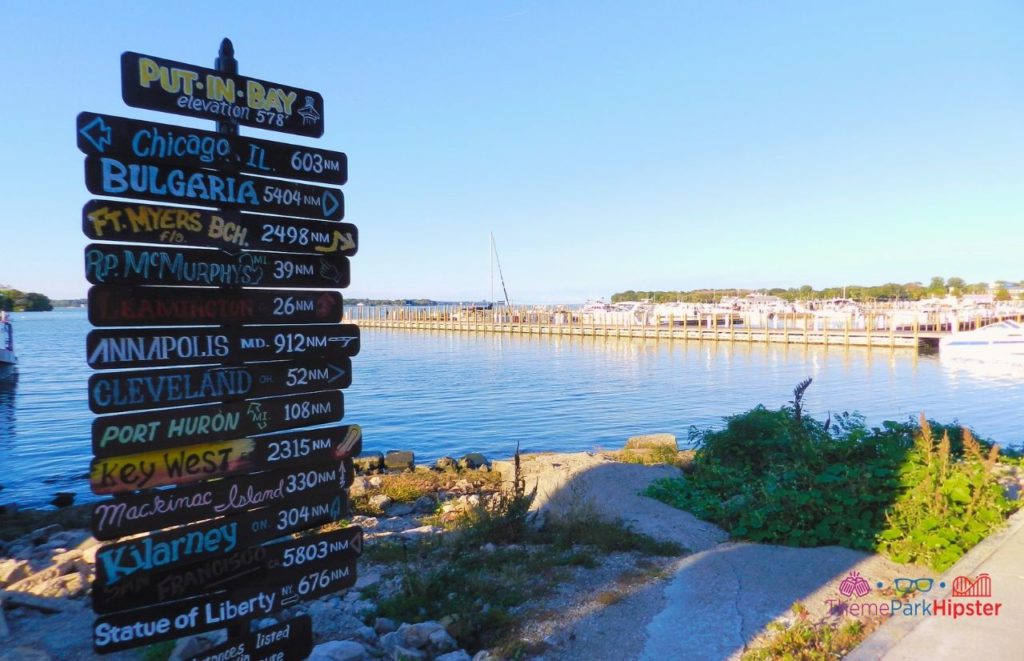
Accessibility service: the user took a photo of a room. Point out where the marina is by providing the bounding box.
[346,297,1024,351]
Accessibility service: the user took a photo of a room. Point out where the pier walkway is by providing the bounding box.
[345,306,1022,350]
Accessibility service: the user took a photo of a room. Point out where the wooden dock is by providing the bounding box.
[341,306,1014,350]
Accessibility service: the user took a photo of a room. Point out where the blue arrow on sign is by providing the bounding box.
[80,116,112,153]
[322,190,340,218]
[327,363,348,384]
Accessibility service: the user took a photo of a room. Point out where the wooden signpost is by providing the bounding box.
[77,112,347,184]
[87,324,360,369]
[92,391,346,456]
[85,243,351,289]
[93,526,363,613]
[92,430,361,539]
[120,51,326,137]
[82,39,362,656]
[88,359,352,413]
[88,286,344,326]
[84,155,344,220]
[82,201,358,257]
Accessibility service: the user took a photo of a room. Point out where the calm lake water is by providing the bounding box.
[1,308,1022,507]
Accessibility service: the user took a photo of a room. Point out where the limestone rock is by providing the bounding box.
[354,452,384,474]
[435,651,472,661]
[350,476,372,497]
[428,627,458,653]
[390,646,427,661]
[398,621,444,649]
[0,560,30,588]
[413,495,435,513]
[309,640,368,661]
[308,601,365,642]
[459,453,490,470]
[355,571,381,591]
[168,630,228,660]
[28,524,61,545]
[384,502,414,517]
[369,494,393,511]
[399,525,441,538]
[374,617,398,635]
[433,456,458,471]
[384,450,415,472]
[624,433,677,450]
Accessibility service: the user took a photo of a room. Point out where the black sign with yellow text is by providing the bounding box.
[82,201,358,256]
[121,52,325,137]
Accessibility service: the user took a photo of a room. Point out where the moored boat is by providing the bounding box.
[939,320,1024,357]
[0,311,16,380]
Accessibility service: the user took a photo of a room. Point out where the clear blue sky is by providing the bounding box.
[2,1,1022,302]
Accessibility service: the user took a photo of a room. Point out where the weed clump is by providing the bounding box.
[741,603,878,661]
[644,380,1017,570]
[373,444,685,651]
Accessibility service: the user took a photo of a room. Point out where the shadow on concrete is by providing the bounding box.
[503,455,914,661]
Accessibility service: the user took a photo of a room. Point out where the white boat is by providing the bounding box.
[0,311,16,380]
[939,320,1024,357]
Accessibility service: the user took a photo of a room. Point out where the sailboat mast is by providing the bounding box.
[490,232,494,305]
[491,233,511,307]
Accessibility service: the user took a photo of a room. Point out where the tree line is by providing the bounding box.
[612,277,1019,304]
[0,288,54,312]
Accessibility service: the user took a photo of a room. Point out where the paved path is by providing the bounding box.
[848,508,1024,661]
[500,453,914,660]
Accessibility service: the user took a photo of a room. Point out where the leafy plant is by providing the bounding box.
[645,383,1017,569]
[876,418,1015,570]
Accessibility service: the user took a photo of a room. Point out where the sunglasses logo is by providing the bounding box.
[894,577,934,594]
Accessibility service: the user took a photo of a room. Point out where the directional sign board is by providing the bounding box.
[92,427,362,538]
[94,554,356,653]
[86,243,350,289]
[89,359,352,414]
[78,112,346,184]
[88,286,343,326]
[92,391,345,457]
[84,42,360,656]
[87,324,360,369]
[94,490,347,588]
[85,156,344,220]
[184,616,314,661]
[121,52,325,137]
[93,526,362,613]
[185,616,314,661]
[83,201,358,256]
[90,442,350,495]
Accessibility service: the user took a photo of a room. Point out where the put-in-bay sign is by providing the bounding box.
[83,39,362,655]
[121,51,325,137]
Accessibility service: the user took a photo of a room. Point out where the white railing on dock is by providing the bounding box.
[343,304,1024,350]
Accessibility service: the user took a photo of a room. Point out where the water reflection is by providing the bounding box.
[0,370,17,442]
[940,354,1024,386]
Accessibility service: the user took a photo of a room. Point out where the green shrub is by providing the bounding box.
[645,381,1017,569]
[876,420,1015,571]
